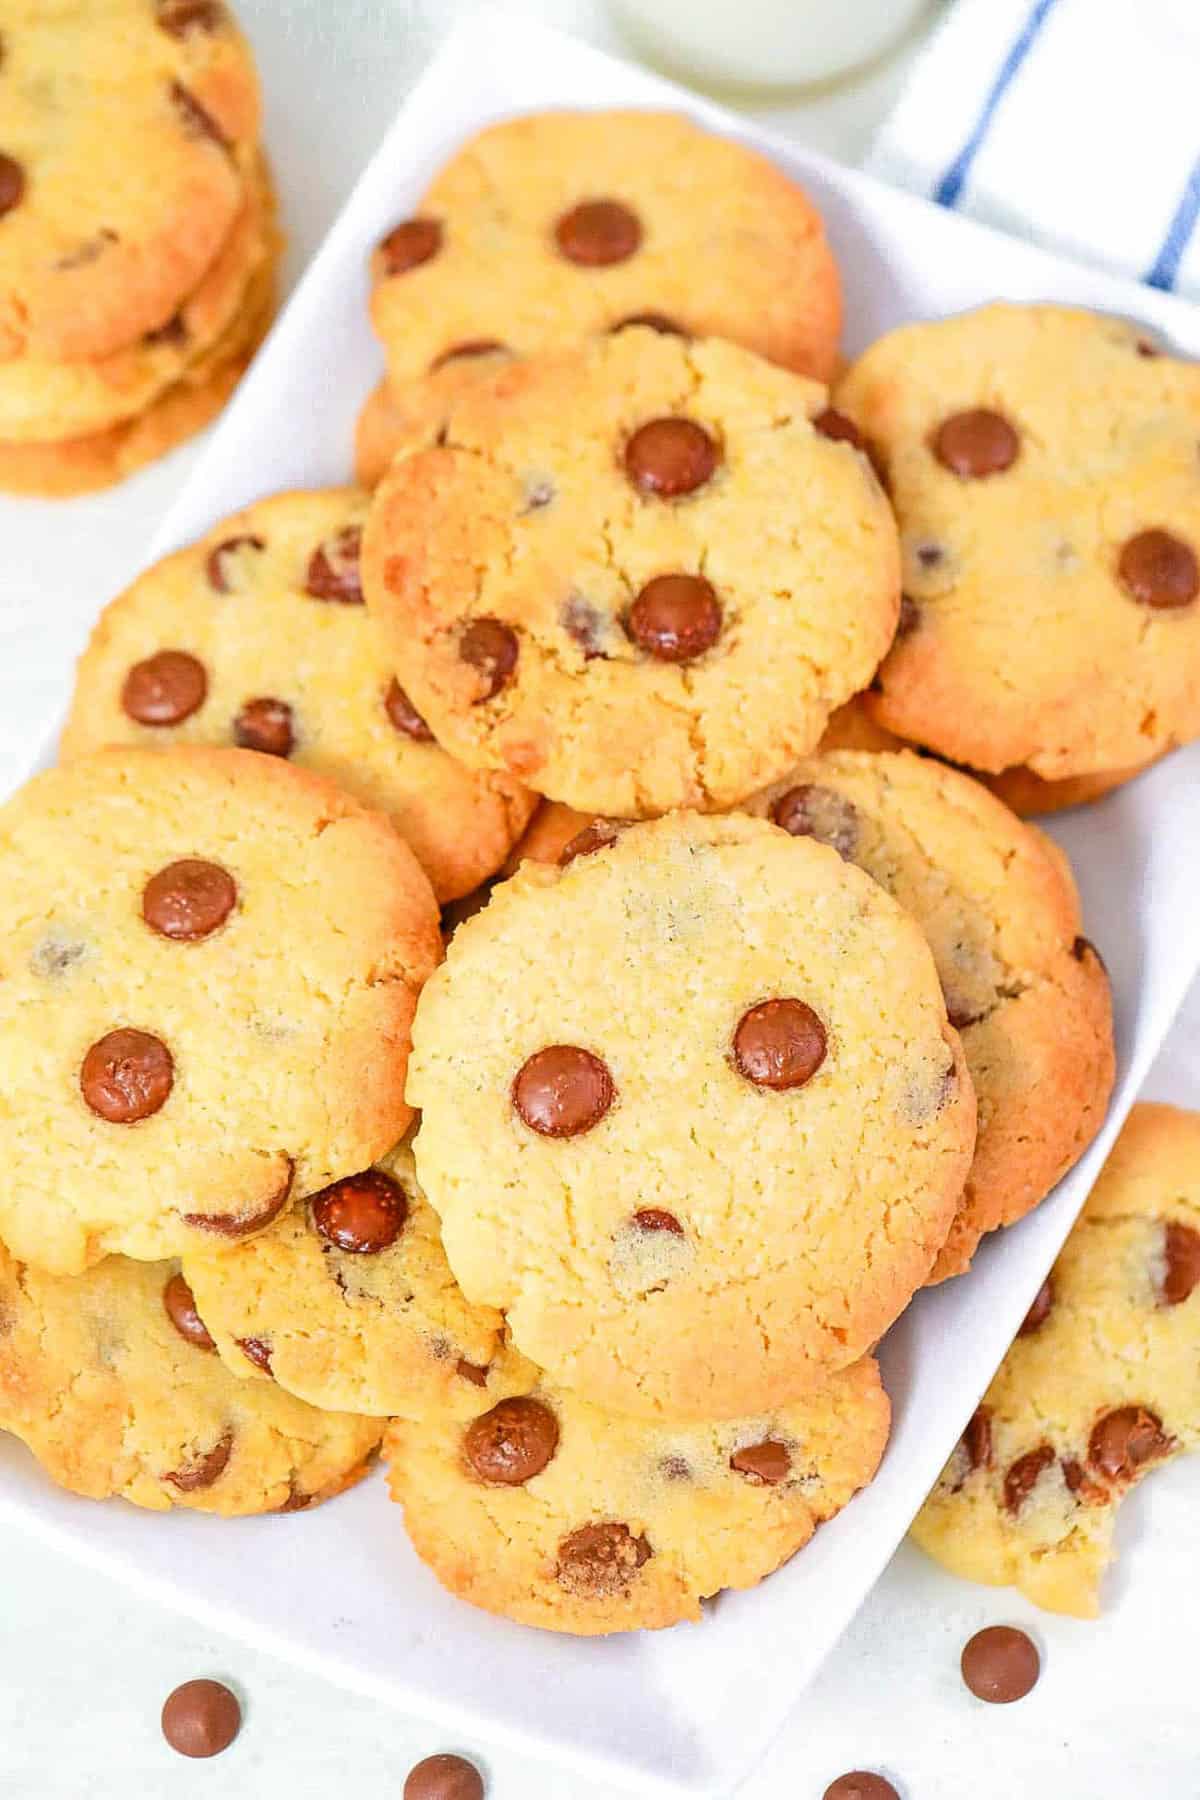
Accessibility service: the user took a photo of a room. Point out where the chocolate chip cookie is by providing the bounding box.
[836,304,1200,778]
[385,1354,888,1633]
[408,810,974,1421]
[61,488,535,901]
[744,749,1114,1279]
[912,1103,1200,1616]
[0,1241,382,1514]
[368,109,841,394]
[362,328,900,816]
[0,746,440,1274]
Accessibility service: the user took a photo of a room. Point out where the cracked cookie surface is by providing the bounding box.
[362,328,900,816]
[912,1103,1200,1616]
[836,303,1200,779]
[0,1242,382,1514]
[385,1354,888,1634]
[743,750,1114,1279]
[0,745,440,1274]
[368,109,841,391]
[408,811,974,1421]
[61,488,535,902]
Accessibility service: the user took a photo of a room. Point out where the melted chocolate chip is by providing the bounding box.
[1088,1406,1172,1482]
[162,1274,215,1352]
[932,409,1019,478]
[464,1397,559,1485]
[770,784,859,860]
[1018,1278,1054,1336]
[962,1405,993,1472]
[205,533,264,591]
[163,1429,233,1491]
[379,217,442,276]
[122,650,207,726]
[236,1336,273,1373]
[1162,1221,1200,1306]
[234,696,294,757]
[1002,1444,1055,1516]
[732,999,827,1091]
[730,1440,791,1485]
[624,419,719,498]
[557,1522,650,1596]
[512,1045,615,1137]
[311,1170,408,1254]
[455,1358,489,1388]
[1117,529,1199,610]
[460,618,518,700]
[555,199,642,266]
[142,860,237,942]
[305,526,363,604]
[385,679,434,741]
[80,1029,173,1123]
[627,574,721,663]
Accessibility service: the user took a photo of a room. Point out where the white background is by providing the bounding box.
[2,5,1199,1798]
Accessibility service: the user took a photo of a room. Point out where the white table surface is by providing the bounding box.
[4,5,1199,1798]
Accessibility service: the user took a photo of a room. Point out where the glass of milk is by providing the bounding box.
[608,0,930,92]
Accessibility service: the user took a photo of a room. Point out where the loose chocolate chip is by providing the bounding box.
[311,1169,408,1254]
[80,1029,173,1123]
[556,1522,650,1596]
[512,1045,615,1137]
[1088,1405,1172,1482]
[555,199,641,266]
[157,0,224,34]
[1162,1221,1200,1306]
[730,1440,791,1485]
[823,1776,900,1800]
[1117,529,1199,609]
[170,81,228,147]
[464,1397,559,1486]
[963,1405,993,1471]
[122,650,207,725]
[561,593,608,659]
[403,1752,485,1800]
[456,1358,489,1389]
[161,1679,241,1759]
[627,574,722,663]
[163,1274,216,1352]
[611,311,685,337]
[559,819,625,865]
[235,1336,273,1374]
[814,408,864,450]
[460,618,518,700]
[305,526,364,604]
[182,1166,293,1239]
[430,339,507,370]
[625,418,719,498]
[205,533,264,592]
[897,594,921,637]
[142,859,237,942]
[1018,1278,1054,1336]
[632,1209,683,1235]
[164,1429,233,1492]
[0,154,26,217]
[234,696,294,756]
[385,679,434,741]
[933,409,1019,478]
[960,1626,1040,1703]
[732,999,827,1092]
[1002,1444,1055,1516]
[770,784,859,860]
[378,217,442,276]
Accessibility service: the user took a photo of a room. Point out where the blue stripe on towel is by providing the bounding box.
[933,0,1062,209]
[1145,155,1200,291]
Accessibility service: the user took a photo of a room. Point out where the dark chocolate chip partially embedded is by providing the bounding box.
[631,1209,683,1235]
[311,1169,408,1254]
[237,1336,273,1373]
[142,859,237,942]
[1018,1278,1054,1336]
[555,199,642,266]
[430,339,507,370]
[556,1522,650,1595]
[1002,1444,1055,1516]
[732,999,827,1091]
[624,419,719,498]
[611,311,685,337]
[169,81,228,147]
[932,409,1019,479]
[161,1679,241,1759]
[0,154,27,217]
[234,696,294,756]
[182,1165,293,1239]
[730,1440,791,1485]
[962,1405,993,1472]
[455,1358,489,1389]
[379,217,442,276]
[897,594,921,637]
[163,1429,233,1492]
[770,784,859,860]
[627,574,721,663]
[403,1752,485,1800]
[559,819,626,865]
[385,679,434,741]
[122,650,207,725]
[1117,529,1199,610]
[814,408,864,450]
[80,1029,173,1123]
[960,1626,1040,1703]
[162,1274,216,1352]
[460,618,518,700]
[1162,1221,1200,1306]
[464,1397,559,1486]
[512,1046,615,1137]
[1088,1406,1172,1482]
[157,0,225,35]
[305,526,364,604]
[205,533,264,592]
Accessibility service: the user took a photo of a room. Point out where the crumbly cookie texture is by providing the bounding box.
[368,109,841,389]
[836,303,1200,779]
[0,0,261,362]
[409,810,974,1421]
[0,1243,382,1514]
[60,488,534,901]
[183,1136,538,1418]
[362,329,900,817]
[743,750,1114,1280]
[385,1355,888,1634]
[912,1103,1200,1616]
[354,353,516,490]
[0,745,440,1274]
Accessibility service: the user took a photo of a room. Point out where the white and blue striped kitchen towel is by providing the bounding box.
[868,0,1200,300]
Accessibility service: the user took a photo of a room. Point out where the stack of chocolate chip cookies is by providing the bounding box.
[0,0,279,496]
[13,101,1200,1638]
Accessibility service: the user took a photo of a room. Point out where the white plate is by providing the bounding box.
[4,9,1200,1796]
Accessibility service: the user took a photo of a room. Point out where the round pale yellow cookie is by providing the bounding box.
[386,1355,888,1634]
[183,1136,537,1418]
[836,304,1200,779]
[409,810,975,1421]
[912,1102,1200,1617]
[362,328,900,816]
[0,745,441,1275]
[368,109,841,392]
[743,750,1114,1280]
[0,1242,382,1515]
[61,488,534,901]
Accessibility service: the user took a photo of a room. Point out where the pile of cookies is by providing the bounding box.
[0,0,278,497]
[8,101,1200,1637]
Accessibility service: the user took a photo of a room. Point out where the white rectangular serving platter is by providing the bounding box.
[4,10,1200,1796]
